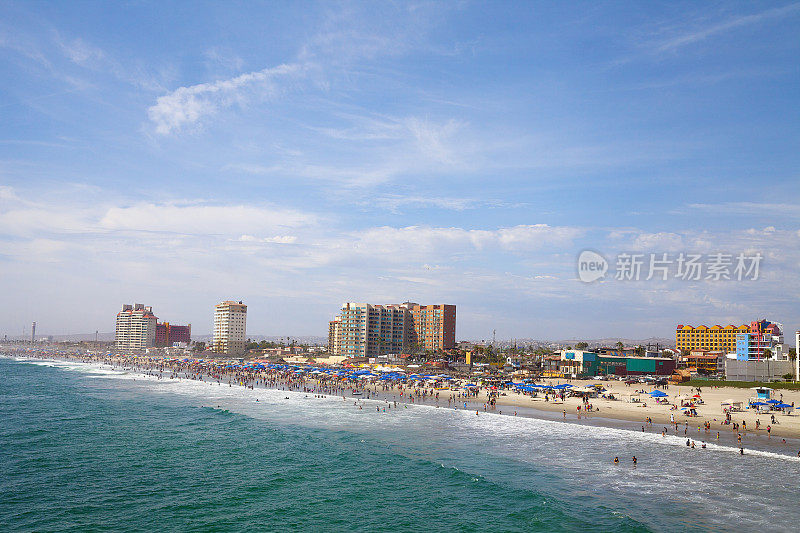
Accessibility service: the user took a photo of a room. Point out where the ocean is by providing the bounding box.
[1,355,798,532]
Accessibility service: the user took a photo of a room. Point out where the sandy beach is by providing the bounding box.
[342,377,800,441]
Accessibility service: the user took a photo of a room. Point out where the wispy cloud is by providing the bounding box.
[57,36,104,65]
[656,3,800,52]
[365,195,523,213]
[238,234,297,244]
[148,63,305,135]
[682,202,800,218]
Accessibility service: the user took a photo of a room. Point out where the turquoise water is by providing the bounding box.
[2,357,798,532]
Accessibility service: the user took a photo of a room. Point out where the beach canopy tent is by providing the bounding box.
[775,403,793,409]
[570,386,598,395]
[766,399,781,404]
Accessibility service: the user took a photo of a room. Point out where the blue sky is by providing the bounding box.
[1,1,798,340]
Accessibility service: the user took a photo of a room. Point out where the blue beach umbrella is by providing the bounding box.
[650,390,668,398]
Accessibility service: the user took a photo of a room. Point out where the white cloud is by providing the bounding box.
[351,224,582,256]
[629,232,685,251]
[0,185,19,201]
[369,195,481,212]
[239,234,297,244]
[148,63,305,135]
[99,203,315,235]
[0,196,315,239]
[404,117,464,164]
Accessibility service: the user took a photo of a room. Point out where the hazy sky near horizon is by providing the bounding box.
[1,1,798,340]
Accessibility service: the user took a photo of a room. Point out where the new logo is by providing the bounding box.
[577,250,607,283]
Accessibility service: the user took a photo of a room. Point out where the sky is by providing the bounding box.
[0,1,798,341]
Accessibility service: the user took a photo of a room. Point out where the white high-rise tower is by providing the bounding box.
[115,304,157,350]
[795,330,799,381]
[213,301,247,356]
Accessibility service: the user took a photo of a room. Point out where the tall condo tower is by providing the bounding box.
[213,301,247,356]
[115,304,158,350]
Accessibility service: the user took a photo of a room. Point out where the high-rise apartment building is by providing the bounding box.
[411,304,456,352]
[155,322,192,347]
[213,301,247,356]
[116,303,157,350]
[328,315,342,355]
[795,330,799,381]
[329,301,455,356]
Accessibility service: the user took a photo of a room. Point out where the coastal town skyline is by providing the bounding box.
[6,297,795,351]
[3,3,800,530]
[2,1,799,339]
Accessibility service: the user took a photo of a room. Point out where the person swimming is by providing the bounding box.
[613,457,619,464]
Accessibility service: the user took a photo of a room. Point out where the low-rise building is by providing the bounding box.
[551,350,676,378]
[724,357,793,382]
[155,322,191,347]
[678,350,725,374]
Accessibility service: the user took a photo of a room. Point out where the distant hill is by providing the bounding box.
[192,334,329,345]
[464,337,674,348]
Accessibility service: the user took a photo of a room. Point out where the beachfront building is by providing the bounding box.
[213,301,247,356]
[155,322,191,347]
[548,350,676,378]
[675,324,749,353]
[334,302,414,358]
[328,316,342,355]
[734,320,784,361]
[411,304,456,352]
[795,331,799,381]
[115,304,157,350]
[678,351,725,374]
[329,301,456,357]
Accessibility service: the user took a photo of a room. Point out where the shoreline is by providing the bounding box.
[5,349,800,458]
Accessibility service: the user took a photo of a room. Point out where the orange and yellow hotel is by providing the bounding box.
[675,324,749,353]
